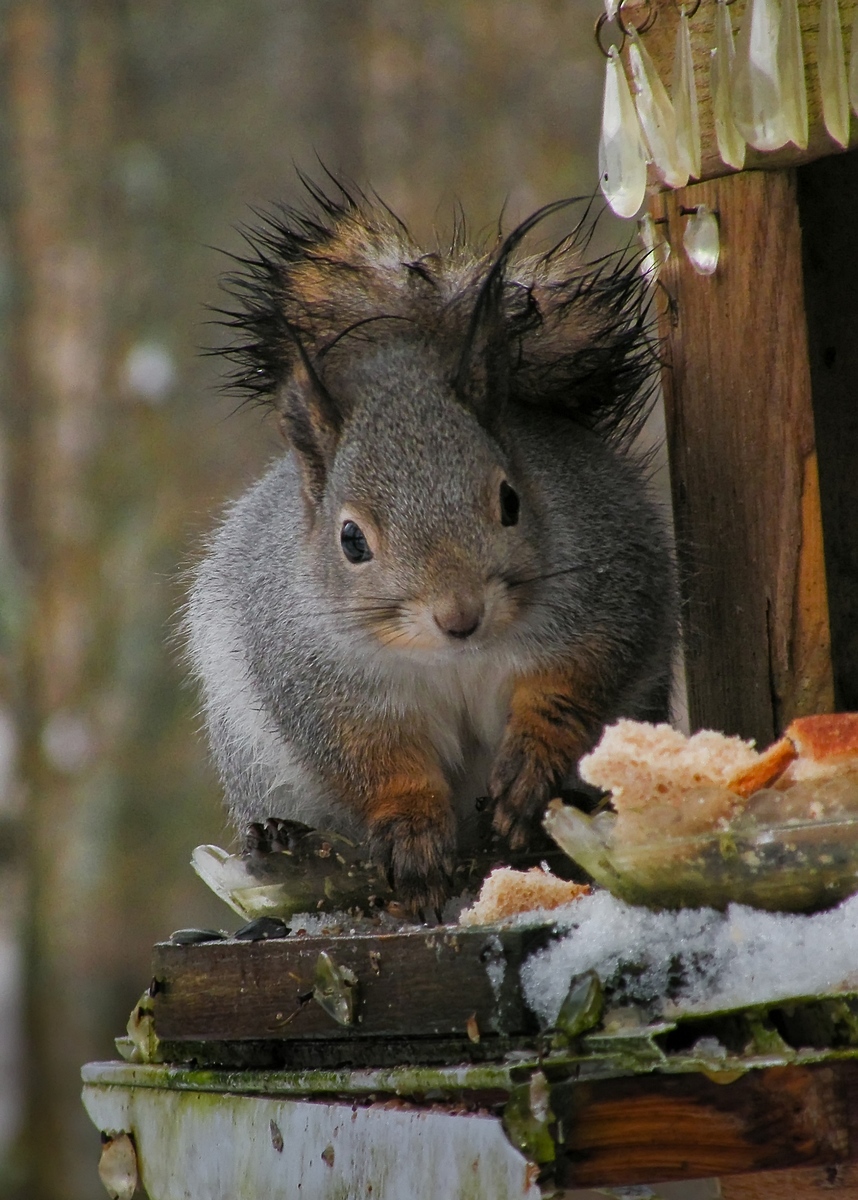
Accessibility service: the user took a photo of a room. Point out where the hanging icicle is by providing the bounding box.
[778,0,809,148]
[711,0,747,169]
[818,0,850,147]
[673,8,702,179]
[599,44,648,218]
[731,0,789,150]
[627,25,689,188]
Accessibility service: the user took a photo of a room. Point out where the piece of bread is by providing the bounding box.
[579,720,760,799]
[781,714,858,782]
[726,737,796,797]
[578,720,761,841]
[577,714,858,845]
[787,713,858,760]
[459,867,590,926]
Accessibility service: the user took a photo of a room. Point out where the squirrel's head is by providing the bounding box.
[291,339,540,653]
[216,178,656,654]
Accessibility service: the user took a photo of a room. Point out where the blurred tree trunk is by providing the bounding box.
[6,1,120,1196]
[0,2,617,1196]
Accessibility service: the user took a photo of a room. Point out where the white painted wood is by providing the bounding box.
[82,1074,542,1200]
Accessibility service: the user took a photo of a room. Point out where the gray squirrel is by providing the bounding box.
[186,181,676,913]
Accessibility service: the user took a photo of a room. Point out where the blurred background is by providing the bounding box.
[0,1,635,1196]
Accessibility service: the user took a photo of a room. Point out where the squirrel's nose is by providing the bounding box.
[433,599,484,639]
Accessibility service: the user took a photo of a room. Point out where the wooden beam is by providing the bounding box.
[652,169,835,744]
[553,1062,858,1188]
[152,928,548,1047]
[83,1058,858,1189]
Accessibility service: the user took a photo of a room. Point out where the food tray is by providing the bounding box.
[544,797,858,912]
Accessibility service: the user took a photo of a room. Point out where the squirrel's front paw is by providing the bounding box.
[369,812,455,918]
[243,816,312,855]
[489,737,561,851]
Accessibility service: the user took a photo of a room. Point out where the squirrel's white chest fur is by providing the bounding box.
[381,650,515,770]
[390,654,517,843]
[196,590,521,839]
[348,644,521,837]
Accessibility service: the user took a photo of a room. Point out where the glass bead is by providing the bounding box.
[627,27,689,189]
[598,45,648,219]
[673,10,702,180]
[818,0,850,147]
[683,204,720,276]
[638,212,671,284]
[711,0,747,169]
[778,0,809,148]
[732,0,789,150]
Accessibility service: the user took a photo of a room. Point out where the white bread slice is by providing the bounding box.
[577,715,858,846]
[579,720,759,811]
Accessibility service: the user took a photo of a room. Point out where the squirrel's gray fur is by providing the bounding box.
[186,182,676,909]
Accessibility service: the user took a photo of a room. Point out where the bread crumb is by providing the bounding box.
[459,867,590,926]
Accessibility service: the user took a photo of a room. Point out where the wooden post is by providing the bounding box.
[797,151,858,713]
[651,172,834,746]
[629,0,858,742]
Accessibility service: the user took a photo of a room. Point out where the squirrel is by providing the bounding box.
[186,180,677,914]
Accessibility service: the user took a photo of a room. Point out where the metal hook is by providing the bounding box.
[676,0,702,17]
[595,0,656,57]
[616,0,658,37]
[594,11,624,57]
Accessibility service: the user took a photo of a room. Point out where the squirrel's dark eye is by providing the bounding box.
[499,481,520,527]
[340,520,373,564]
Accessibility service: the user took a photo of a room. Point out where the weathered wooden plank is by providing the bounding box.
[797,151,858,711]
[619,0,858,184]
[83,1059,858,1190]
[152,928,549,1045]
[81,1079,543,1200]
[554,1062,858,1188]
[721,1161,858,1199]
[652,169,835,744]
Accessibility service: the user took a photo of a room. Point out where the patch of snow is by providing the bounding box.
[520,889,858,1026]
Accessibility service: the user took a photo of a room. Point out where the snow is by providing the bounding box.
[519,889,858,1026]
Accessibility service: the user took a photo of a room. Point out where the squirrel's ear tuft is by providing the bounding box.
[501,199,659,447]
[454,197,594,435]
[453,261,509,430]
[211,177,657,451]
[275,331,344,506]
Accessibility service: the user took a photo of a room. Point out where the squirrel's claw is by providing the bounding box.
[489,741,558,851]
[242,817,313,856]
[369,811,455,920]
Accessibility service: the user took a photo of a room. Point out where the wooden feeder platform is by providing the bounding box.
[83,927,858,1199]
